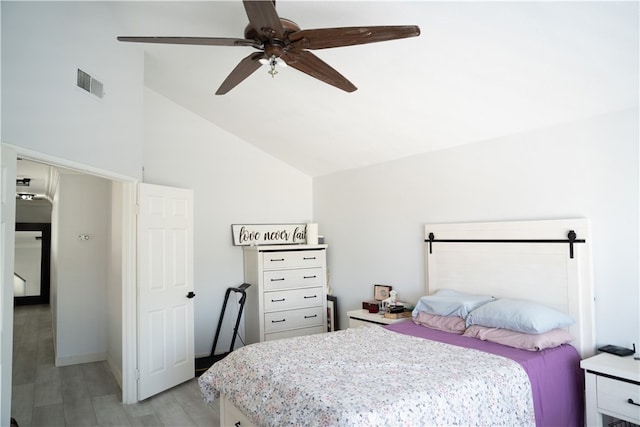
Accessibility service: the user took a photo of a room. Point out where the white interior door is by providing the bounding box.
[0,146,17,425]
[137,183,194,400]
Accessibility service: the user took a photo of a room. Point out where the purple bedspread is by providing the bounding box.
[385,321,584,427]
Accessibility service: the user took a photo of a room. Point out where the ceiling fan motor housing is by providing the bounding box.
[244,18,300,59]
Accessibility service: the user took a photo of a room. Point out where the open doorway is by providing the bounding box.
[6,151,191,407]
[10,157,137,403]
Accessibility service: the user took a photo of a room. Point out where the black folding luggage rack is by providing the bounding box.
[195,283,250,376]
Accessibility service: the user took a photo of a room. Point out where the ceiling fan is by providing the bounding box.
[118,1,420,95]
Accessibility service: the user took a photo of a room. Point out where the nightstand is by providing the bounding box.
[347,309,410,328]
[580,353,640,426]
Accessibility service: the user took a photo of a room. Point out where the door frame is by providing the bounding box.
[4,144,140,403]
[14,222,51,306]
[1,146,17,427]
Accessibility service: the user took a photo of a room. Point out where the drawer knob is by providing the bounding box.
[270,278,285,282]
[272,319,286,323]
[305,314,318,319]
[271,298,286,302]
[303,275,317,279]
[270,258,285,262]
[303,295,317,299]
[303,257,317,260]
[628,398,640,407]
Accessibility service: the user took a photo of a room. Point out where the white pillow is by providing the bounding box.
[412,289,495,318]
[465,298,574,334]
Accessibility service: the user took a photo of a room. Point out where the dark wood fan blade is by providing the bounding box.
[282,50,356,93]
[216,51,265,95]
[117,36,257,48]
[288,25,420,50]
[243,0,284,39]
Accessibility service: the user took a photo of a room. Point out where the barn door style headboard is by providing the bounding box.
[424,218,595,358]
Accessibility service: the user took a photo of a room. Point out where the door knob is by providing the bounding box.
[186,291,195,299]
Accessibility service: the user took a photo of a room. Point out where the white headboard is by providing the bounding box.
[424,219,595,358]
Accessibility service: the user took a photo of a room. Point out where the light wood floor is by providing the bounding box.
[11,305,220,427]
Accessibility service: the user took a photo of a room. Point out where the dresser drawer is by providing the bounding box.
[264,287,323,312]
[597,376,640,423]
[264,306,324,333]
[263,268,323,290]
[265,325,325,341]
[262,250,324,270]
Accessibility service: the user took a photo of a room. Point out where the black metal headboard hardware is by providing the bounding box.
[425,230,585,259]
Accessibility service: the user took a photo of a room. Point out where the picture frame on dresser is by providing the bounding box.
[373,284,392,301]
[327,295,338,332]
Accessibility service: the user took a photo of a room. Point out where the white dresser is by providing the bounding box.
[243,244,328,344]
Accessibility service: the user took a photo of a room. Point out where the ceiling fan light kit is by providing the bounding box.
[118,0,420,95]
[259,55,287,78]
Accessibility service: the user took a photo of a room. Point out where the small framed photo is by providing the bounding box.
[374,284,392,301]
[327,295,338,332]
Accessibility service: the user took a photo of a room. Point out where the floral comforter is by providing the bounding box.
[198,325,535,426]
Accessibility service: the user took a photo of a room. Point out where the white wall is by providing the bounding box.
[53,173,110,364]
[143,88,313,356]
[314,108,639,348]
[1,1,144,180]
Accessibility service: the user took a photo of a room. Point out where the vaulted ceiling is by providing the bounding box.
[110,1,637,177]
[12,1,639,192]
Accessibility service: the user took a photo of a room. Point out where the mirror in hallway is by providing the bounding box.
[14,223,51,305]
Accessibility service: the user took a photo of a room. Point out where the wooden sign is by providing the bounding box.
[231,223,308,246]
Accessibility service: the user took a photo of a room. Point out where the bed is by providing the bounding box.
[199,218,595,426]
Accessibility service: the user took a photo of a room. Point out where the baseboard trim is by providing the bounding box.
[56,352,107,367]
[106,353,123,389]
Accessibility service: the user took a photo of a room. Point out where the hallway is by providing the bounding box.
[11,305,219,426]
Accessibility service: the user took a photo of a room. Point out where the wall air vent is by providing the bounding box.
[77,68,104,99]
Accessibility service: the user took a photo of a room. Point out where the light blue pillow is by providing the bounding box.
[412,289,495,318]
[465,298,575,334]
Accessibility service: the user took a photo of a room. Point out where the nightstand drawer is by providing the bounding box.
[264,306,324,333]
[347,309,410,327]
[263,268,323,290]
[597,376,640,423]
[262,250,324,269]
[264,287,323,311]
